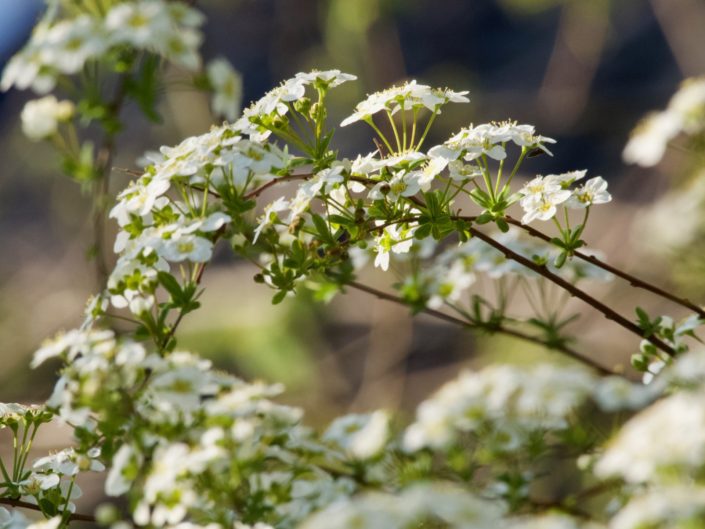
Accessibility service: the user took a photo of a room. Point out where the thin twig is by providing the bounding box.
[346,280,617,375]
[243,173,376,200]
[244,174,312,199]
[159,245,214,351]
[0,498,95,523]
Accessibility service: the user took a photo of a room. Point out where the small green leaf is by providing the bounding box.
[476,212,493,224]
[311,214,335,244]
[496,218,509,233]
[39,499,58,517]
[630,353,649,371]
[271,291,287,305]
[158,271,184,302]
[414,223,432,239]
[553,251,567,269]
[328,214,354,226]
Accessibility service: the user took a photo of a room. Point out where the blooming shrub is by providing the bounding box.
[3,2,705,529]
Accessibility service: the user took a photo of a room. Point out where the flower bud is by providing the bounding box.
[310,102,327,122]
[294,97,312,115]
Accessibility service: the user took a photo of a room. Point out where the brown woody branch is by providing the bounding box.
[0,498,95,523]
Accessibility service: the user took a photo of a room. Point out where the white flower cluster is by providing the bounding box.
[340,80,469,126]
[322,411,390,460]
[403,364,596,452]
[623,76,705,167]
[507,513,605,529]
[206,58,243,122]
[589,349,705,529]
[403,362,658,455]
[19,448,103,514]
[300,483,506,529]
[105,124,289,317]
[0,403,104,520]
[428,121,555,168]
[11,67,703,529]
[361,151,429,196]
[404,243,477,309]
[609,486,705,529]
[1,0,205,95]
[0,402,49,427]
[235,70,357,141]
[519,171,611,224]
[595,388,705,484]
[31,326,365,529]
[371,222,417,271]
[20,95,74,141]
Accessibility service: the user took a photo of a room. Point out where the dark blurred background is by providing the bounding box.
[1,0,704,419]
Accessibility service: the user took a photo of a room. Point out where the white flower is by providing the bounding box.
[567,176,611,208]
[427,259,476,309]
[19,472,61,495]
[351,152,384,175]
[519,175,572,223]
[26,516,61,529]
[106,1,173,48]
[447,160,481,182]
[430,124,506,162]
[546,169,586,186]
[671,76,705,133]
[373,223,415,271]
[661,347,705,388]
[610,486,705,529]
[430,121,555,165]
[106,444,142,496]
[0,507,28,529]
[623,77,705,167]
[506,513,599,529]
[369,170,421,201]
[519,193,568,224]
[341,80,468,127]
[207,58,242,122]
[324,411,390,459]
[33,448,103,476]
[111,177,171,224]
[404,364,594,452]
[506,122,556,155]
[623,111,681,167]
[42,16,107,74]
[253,197,289,242]
[236,70,355,139]
[299,483,504,529]
[592,376,657,412]
[1,43,55,94]
[21,96,74,140]
[32,328,115,368]
[161,234,213,263]
[294,69,357,89]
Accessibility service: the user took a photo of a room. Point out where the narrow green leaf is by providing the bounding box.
[158,272,183,302]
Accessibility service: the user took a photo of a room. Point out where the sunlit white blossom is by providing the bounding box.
[20,96,74,140]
